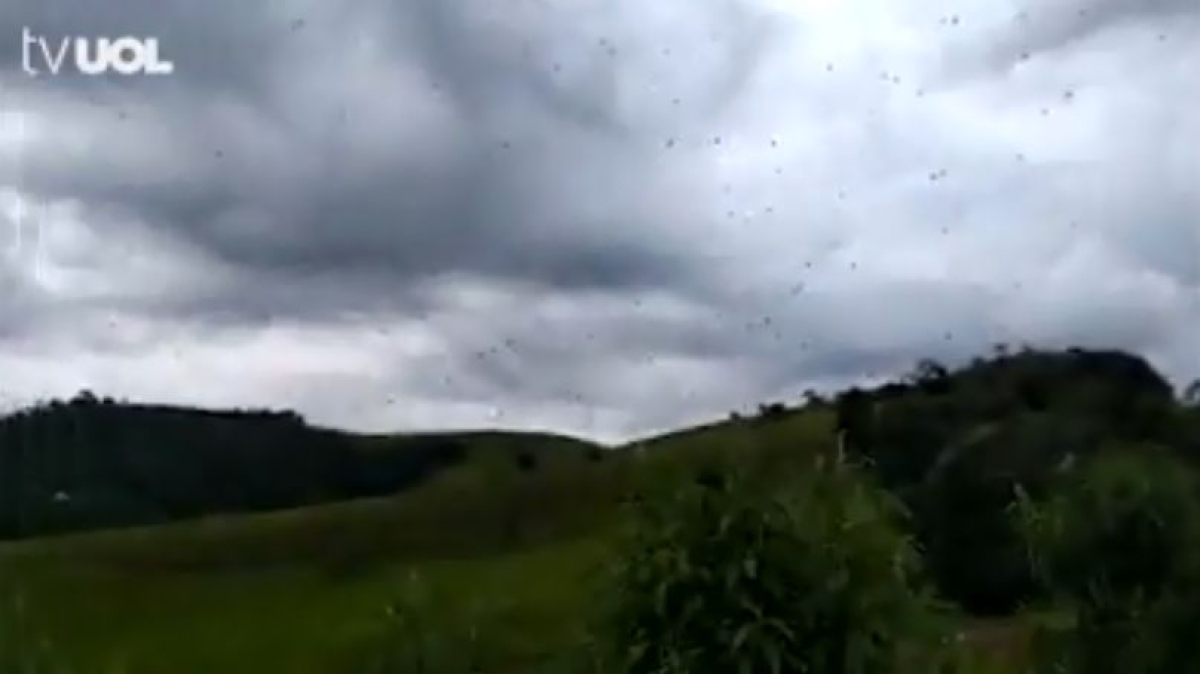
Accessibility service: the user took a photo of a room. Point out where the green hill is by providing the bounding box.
[0,391,840,672]
[2,346,1199,672]
[0,396,605,541]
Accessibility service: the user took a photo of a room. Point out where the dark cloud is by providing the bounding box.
[4,0,760,310]
[1,0,1197,439]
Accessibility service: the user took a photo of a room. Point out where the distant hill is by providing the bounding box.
[832,347,1200,612]
[0,395,602,541]
[3,347,1200,673]
[2,346,1196,553]
[835,347,1193,488]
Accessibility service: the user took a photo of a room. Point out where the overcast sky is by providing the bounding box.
[0,0,1197,442]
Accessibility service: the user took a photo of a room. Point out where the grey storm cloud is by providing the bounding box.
[2,0,792,333]
[991,0,1200,65]
[0,0,1197,440]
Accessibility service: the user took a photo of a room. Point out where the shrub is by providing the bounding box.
[598,458,954,674]
[1016,449,1200,606]
[1015,449,1200,673]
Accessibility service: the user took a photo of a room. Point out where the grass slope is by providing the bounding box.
[0,408,837,672]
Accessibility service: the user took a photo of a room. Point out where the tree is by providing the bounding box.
[757,402,787,418]
[1184,380,1200,407]
[515,451,537,472]
[909,358,949,387]
[70,389,98,406]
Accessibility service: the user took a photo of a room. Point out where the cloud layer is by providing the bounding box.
[1,0,1197,441]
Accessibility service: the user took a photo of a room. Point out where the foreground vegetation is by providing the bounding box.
[2,347,1199,672]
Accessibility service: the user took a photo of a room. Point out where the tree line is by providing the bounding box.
[0,394,469,539]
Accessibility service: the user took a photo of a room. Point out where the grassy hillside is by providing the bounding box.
[0,397,605,541]
[0,403,838,672]
[2,347,1199,672]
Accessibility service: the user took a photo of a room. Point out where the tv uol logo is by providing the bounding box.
[21,28,174,76]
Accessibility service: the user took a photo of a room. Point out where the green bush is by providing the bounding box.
[597,458,954,674]
[1015,449,1200,673]
[1016,449,1200,605]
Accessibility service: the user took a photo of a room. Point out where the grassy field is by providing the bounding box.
[0,406,1035,672]
[1,533,615,674]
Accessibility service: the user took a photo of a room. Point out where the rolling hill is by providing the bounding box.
[2,346,1199,672]
[0,397,605,541]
